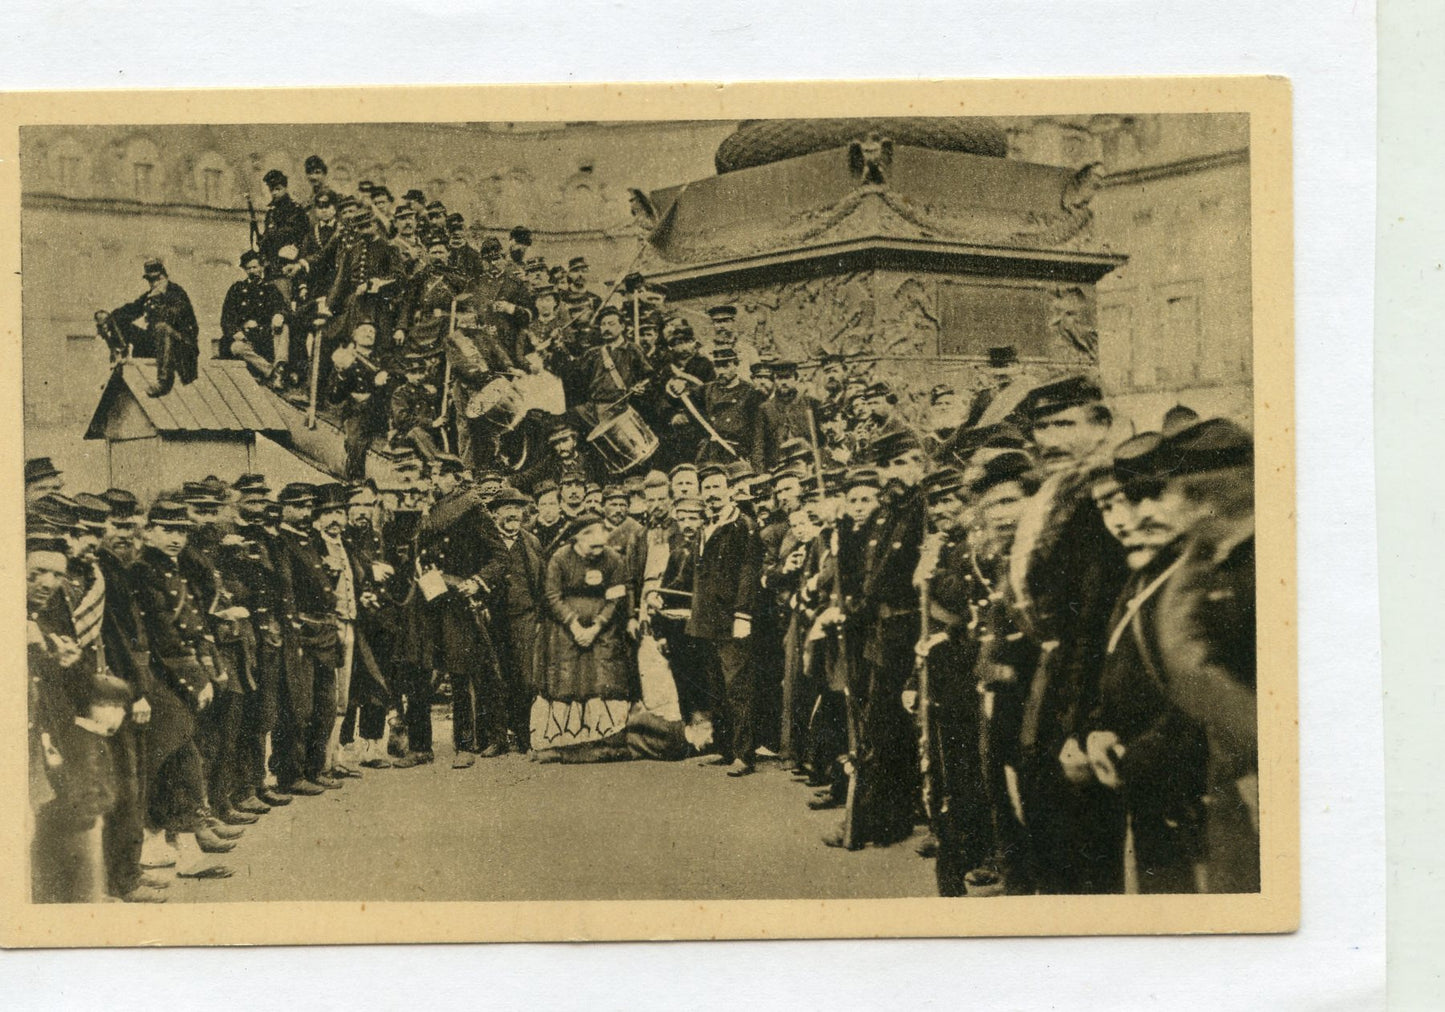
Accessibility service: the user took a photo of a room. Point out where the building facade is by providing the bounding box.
[20,115,1250,489]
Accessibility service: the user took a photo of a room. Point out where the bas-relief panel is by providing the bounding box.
[675,269,1094,433]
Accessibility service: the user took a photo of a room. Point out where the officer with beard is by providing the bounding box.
[82,492,165,902]
[271,484,343,795]
[490,486,544,752]
[1001,374,1130,894]
[821,429,927,849]
[108,259,201,397]
[751,361,819,472]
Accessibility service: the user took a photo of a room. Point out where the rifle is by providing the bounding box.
[245,194,261,251]
[832,526,865,851]
[915,537,937,824]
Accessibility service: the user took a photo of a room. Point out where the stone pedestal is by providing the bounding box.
[640,121,1127,429]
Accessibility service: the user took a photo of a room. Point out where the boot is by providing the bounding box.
[140,828,178,869]
[195,826,237,853]
[173,833,233,879]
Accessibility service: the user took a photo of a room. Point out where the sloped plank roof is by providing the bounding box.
[85,358,291,439]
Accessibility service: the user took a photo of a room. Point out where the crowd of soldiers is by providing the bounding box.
[30,152,1259,904]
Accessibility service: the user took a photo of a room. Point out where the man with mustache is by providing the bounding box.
[271,483,344,796]
[490,486,545,753]
[1083,419,1256,894]
[688,464,763,777]
[999,375,1130,894]
[128,501,234,879]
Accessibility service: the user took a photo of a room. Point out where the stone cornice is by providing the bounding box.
[1101,148,1249,188]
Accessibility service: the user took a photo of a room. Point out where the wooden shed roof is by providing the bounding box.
[85,359,292,440]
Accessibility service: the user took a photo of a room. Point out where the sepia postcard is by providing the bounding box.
[0,77,1295,946]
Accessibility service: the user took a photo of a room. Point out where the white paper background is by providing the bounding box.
[0,2,1384,1008]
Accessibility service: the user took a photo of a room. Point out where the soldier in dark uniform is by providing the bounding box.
[108,258,200,397]
[302,155,340,218]
[489,486,545,752]
[644,319,716,470]
[225,498,293,812]
[259,169,310,281]
[465,238,534,367]
[447,213,485,280]
[823,429,928,849]
[688,464,763,777]
[1086,419,1256,894]
[705,304,738,357]
[220,250,289,381]
[914,456,1038,895]
[559,255,602,321]
[574,305,651,425]
[414,459,512,766]
[1002,375,1130,895]
[393,233,470,360]
[697,347,763,465]
[751,361,819,472]
[389,348,444,461]
[323,207,405,355]
[295,191,343,298]
[27,520,133,903]
[81,492,164,901]
[327,322,392,480]
[129,502,234,879]
[380,474,435,768]
[271,484,343,796]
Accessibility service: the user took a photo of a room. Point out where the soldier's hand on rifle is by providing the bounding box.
[629,380,650,397]
[393,329,407,345]
[131,696,152,726]
[901,689,919,713]
[49,633,82,669]
[626,618,640,640]
[197,682,214,711]
[915,631,948,659]
[732,615,752,639]
[374,370,389,387]
[491,300,515,315]
[1057,736,1093,785]
[430,415,447,428]
[1085,731,1124,790]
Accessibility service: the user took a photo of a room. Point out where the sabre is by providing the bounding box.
[435,295,461,453]
[677,389,739,459]
[305,313,325,430]
[586,234,653,327]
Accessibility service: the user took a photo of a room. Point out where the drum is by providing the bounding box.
[586,402,659,474]
[464,376,525,430]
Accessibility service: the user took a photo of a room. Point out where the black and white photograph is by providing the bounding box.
[8,79,1295,942]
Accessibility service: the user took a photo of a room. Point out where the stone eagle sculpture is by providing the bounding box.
[847,132,894,185]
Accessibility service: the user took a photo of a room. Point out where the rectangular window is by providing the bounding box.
[57,156,82,190]
[133,162,154,200]
[936,281,1052,358]
[1157,290,1203,386]
[203,168,224,205]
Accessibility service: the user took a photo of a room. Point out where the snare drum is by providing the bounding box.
[586,402,659,474]
[464,376,525,430]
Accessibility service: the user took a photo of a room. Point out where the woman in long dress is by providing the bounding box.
[531,513,635,756]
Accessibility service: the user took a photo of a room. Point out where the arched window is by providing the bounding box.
[329,161,355,195]
[193,150,234,207]
[124,136,163,201]
[47,135,90,196]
